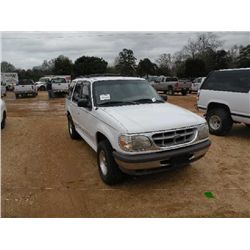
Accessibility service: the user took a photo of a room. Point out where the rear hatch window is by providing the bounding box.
[201,70,250,93]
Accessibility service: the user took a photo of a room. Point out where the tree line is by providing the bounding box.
[1,33,250,81]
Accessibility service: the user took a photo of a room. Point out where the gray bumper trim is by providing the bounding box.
[113,140,211,163]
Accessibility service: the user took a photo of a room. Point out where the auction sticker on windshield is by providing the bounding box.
[100,94,111,101]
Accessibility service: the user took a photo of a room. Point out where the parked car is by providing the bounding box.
[51,77,69,96]
[152,76,191,95]
[191,77,206,92]
[1,82,7,97]
[66,76,211,184]
[197,68,250,135]
[14,79,38,98]
[35,76,52,91]
[1,98,7,129]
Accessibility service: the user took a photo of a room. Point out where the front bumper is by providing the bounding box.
[113,140,211,175]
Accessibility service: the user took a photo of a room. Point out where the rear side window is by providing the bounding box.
[201,70,250,93]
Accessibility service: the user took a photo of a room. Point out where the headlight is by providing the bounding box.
[197,123,209,140]
[119,135,153,152]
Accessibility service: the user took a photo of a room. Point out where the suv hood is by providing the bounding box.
[101,103,205,133]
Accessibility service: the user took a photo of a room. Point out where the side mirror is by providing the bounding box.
[160,95,168,101]
[77,97,90,108]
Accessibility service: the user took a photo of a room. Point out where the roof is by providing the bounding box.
[73,76,144,82]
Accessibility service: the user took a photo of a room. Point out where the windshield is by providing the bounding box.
[93,79,163,106]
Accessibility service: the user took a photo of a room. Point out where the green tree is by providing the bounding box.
[1,61,16,72]
[137,58,158,77]
[53,55,72,75]
[156,53,172,76]
[73,56,108,76]
[237,45,250,67]
[185,58,206,78]
[115,49,137,76]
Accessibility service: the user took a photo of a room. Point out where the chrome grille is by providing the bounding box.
[152,127,197,147]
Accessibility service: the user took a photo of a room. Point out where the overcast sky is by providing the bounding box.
[1,31,250,69]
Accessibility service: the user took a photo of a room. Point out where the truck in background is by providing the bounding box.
[151,76,191,95]
[51,75,71,97]
[14,79,38,98]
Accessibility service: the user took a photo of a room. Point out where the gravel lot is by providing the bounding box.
[1,91,250,217]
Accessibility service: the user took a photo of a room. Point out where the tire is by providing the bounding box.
[68,116,80,139]
[1,111,6,129]
[167,87,174,95]
[97,140,124,185]
[245,124,250,128]
[206,107,233,136]
[15,94,19,99]
[181,89,187,96]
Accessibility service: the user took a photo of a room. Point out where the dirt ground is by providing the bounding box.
[1,91,250,217]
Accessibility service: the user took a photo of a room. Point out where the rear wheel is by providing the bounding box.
[97,140,124,185]
[181,89,187,96]
[167,87,174,95]
[68,116,80,139]
[206,107,233,136]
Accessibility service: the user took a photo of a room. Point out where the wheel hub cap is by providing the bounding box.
[99,150,108,176]
[209,115,221,130]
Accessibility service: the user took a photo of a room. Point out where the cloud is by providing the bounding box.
[1,31,249,69]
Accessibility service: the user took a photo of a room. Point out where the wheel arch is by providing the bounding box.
[207,102,231,114]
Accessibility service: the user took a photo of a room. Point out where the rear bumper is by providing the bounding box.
[113,140,211,175]
[52,89,68,92]
[14,90,37,94]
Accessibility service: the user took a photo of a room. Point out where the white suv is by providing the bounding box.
[198,68,250,135]
[66,76,211,184]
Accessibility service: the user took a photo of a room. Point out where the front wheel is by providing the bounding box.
[206,108,233,136]
[97,140,124,185]
[39,86,46,91]
[68,116,80,139]
[1,111,6,129]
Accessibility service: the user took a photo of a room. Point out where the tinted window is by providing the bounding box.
[51,78,66,84]
[202,70,250,93]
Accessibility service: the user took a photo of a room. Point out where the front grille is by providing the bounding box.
[152,127,197,148]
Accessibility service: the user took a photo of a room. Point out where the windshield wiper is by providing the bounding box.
[98,101,135,107]
[132,98,164,104]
